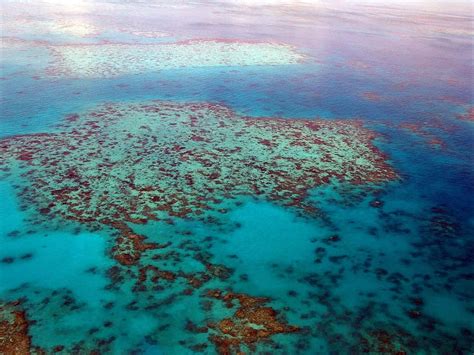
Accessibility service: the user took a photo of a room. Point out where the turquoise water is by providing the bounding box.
[1,0,473,353]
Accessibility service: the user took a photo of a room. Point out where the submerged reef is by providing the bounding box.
[47,39,306,78]
[456,106,474,122]
[0,101,397,266]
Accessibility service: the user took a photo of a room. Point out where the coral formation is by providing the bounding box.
[0,101,397,264]
[204,290,299,354]
[47,39,306,78]
[0,301,31,354]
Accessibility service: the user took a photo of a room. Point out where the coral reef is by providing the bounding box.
[204,290,299,354]
[456,106,474,122]
[0,101,396,264]
[46,39,306,78]
[0,301,31,354]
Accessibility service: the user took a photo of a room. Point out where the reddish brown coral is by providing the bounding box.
[108,222,159,265]
[398,122,446,149]
[0,301,32,355]
[204,290,299,354]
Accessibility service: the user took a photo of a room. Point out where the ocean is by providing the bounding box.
[0,0,473,353]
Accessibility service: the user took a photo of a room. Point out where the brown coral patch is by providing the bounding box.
[0,301,32,354]
[204,290,299,354]
[108,222,158,265]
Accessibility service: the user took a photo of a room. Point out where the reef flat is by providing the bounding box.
[0,101,396,265]
[47,40,305,78]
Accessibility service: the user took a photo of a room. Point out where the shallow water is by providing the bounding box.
[0,0,473,353]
